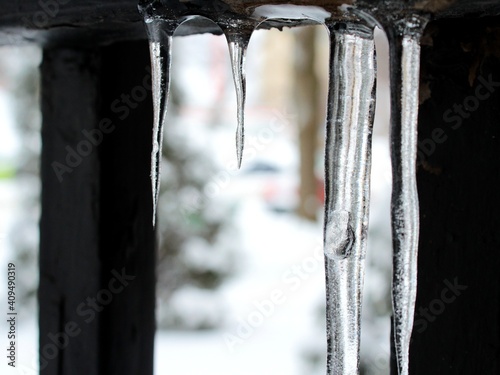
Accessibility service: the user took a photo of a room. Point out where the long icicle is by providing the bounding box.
[144,18,177,225]
[219,20,254,168]
[323,21,376,375]
[384,15,428,375]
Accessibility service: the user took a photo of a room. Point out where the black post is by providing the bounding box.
[40,48,103,375]
[98,41,156,375]
[40,41,155,375]
[410,16,500,374]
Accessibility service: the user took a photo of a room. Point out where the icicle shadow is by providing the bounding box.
[382,14,428,375]
[323,20,376,375]
[217,19,255,168]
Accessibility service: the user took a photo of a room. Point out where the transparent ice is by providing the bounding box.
[218,20,254,168]
[323,21,376,375]
[384,15,428,375]
[143,17,177,225]
[140,2,428,374]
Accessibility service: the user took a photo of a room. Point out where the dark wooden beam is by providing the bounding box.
[40,46,102,375]
[409,15,500,374]
[98,41,156,375]
[39,41,155,375]
[2,0,500,47]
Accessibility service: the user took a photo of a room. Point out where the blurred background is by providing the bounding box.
[0,24,393,375]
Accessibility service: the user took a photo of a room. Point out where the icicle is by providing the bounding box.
[143,18,177,226]
[218,20,254,168]
[383,14,428,375]
[323,21,376,375]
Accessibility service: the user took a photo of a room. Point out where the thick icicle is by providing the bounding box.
[219,21,254,168]
[323,22,376,375]
[384,15,428,375]
[143,18,177,225]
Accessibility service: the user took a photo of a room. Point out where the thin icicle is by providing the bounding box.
[229,36,248,169]
[143,18,177,226]
[219,21,254,168]
[384,15,428,375]
[323,22,376,375]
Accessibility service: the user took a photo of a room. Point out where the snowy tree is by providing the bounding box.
[147,74,239,330]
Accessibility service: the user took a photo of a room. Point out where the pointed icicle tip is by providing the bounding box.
[144,18,177,227]
[236,123,244,169]
[383,13,429,375]
[220,20,254,169]
[228,36,248,169]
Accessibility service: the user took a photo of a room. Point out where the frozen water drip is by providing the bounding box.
[323,20,376,375]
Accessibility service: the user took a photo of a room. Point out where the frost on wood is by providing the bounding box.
[383,14,428,375]
[323,21,376,375]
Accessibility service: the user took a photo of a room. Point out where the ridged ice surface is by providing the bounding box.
[139,2,429,374]
[323,24,376,375]
[144,18,177,225]
[219,22,253,168]
[386,16,427,375]
[229,39,247,168]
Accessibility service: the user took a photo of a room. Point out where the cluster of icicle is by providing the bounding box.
[139,1,428,374]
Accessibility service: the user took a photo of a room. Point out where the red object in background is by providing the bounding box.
[316,176,325,204]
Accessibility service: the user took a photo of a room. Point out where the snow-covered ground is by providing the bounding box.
[155,204,324,375]
[153,136,392,375]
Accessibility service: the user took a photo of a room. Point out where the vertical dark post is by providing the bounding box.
[98,41,156,375]
[40,48,103,375]
[411,16,500,374]
[40,41,155,375]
